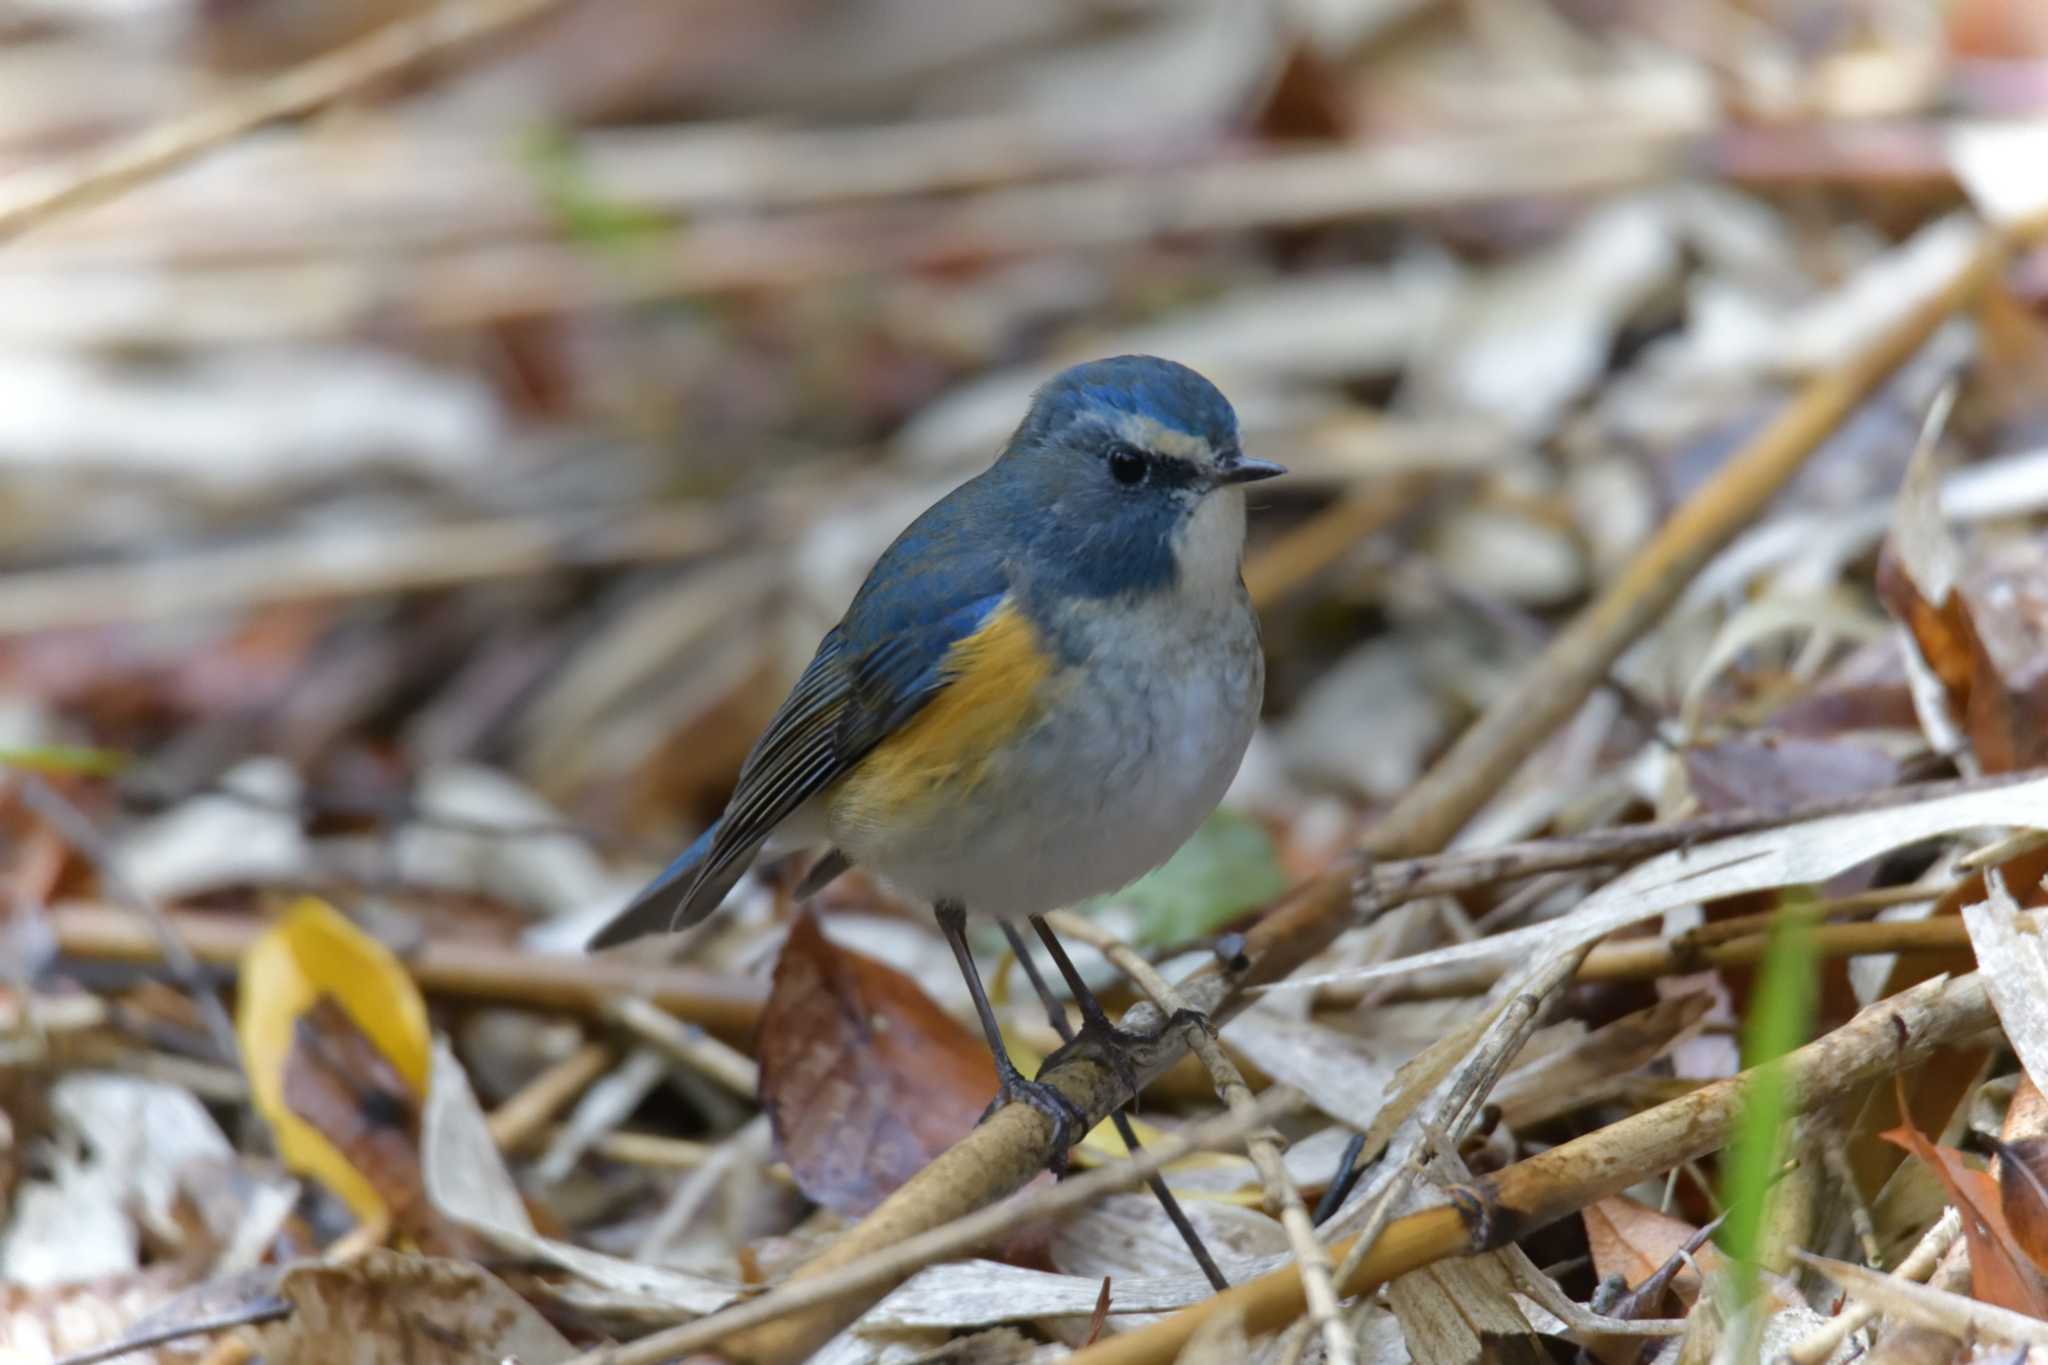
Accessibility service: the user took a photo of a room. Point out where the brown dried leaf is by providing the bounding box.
[1949,0,2048,58]
[278,996,458,1250]
[1582,1196,1721,1313]
[1251,42,1351,141]
[1876,545,1978,706]
[1991,1135,2048,1279]
[2005,1074,2048,1147]
[1880,448,2048,772]
[197,0,431,71]
[256,1250,573,1364]
[1956,543,2048,772]
[758,910,996,1217]
[1881,1073,2048,1316]
[1990,1074,2048,1280]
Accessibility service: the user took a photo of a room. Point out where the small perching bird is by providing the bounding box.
[588,355,1280,1155]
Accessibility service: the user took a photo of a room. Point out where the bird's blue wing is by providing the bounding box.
[587,488,1011,948]
[817,468,1015,754]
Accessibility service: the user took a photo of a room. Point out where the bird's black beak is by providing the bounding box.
[1217,455,1287,485]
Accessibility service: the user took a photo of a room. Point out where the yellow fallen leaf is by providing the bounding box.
[237,897,431,1226]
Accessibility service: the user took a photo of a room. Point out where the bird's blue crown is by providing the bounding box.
[1009,355,1241,460]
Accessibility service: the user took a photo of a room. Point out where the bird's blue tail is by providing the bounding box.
[585,820,757,949]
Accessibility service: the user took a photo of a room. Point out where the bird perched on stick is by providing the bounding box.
[588,355,1280,1157]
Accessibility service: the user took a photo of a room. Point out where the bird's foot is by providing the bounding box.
[982,1056,1089,1176]
[1059,1014,1150,1098]
[1055,1006,1210,1104]
[1064,998,1204,1072]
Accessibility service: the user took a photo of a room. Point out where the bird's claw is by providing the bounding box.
[983,1070,1089,1176]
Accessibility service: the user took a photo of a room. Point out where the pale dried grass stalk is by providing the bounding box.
[1046,911,1354,1365]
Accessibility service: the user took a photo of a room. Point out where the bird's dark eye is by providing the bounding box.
[1108,445,1148,485]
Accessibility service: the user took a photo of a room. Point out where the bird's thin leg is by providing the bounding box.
[1026,915,1213,1061]
[1000,922,1229,1291]
[998,920,1073,1039]
[935,901,1085,1173]
[1026,914,1137,1041]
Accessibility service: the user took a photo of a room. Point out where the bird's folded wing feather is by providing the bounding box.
[587,486,1015,946]
[655,564,1007,916]
[682,584,1009,902]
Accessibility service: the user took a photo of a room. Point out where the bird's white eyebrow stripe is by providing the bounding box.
[1114,412,1210,462]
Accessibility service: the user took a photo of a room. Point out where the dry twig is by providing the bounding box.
[486,1040,614,1152]
[19,776,241,1069]
[1303,938,1595,1365]
[13,126,1690,330]
[0,503,733,637]
[1786,1207,1962,1364]
[1797,1249,2048,1349]
[604,996,759,1098]
[635,1115,772,1262]
[0,0,572,241]
[48,903,765,1036]
[1350,907,2006,1003]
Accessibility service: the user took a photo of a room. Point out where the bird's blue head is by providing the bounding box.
[997,356,1283,603]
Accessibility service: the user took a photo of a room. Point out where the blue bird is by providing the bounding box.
[588,355,1281,1155]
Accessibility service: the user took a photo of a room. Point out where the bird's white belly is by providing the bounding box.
[833,594,1263,919]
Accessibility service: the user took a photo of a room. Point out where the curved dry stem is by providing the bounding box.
[0,0,571,241]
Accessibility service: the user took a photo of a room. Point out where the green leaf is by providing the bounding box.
[518,126,670,258]
[1718,889,1820,1295]
[1088,811,1287,950]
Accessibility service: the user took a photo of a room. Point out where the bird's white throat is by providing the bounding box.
[1173,486,1248,604]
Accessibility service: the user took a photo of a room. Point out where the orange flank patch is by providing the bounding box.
[831,600,1058,829]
